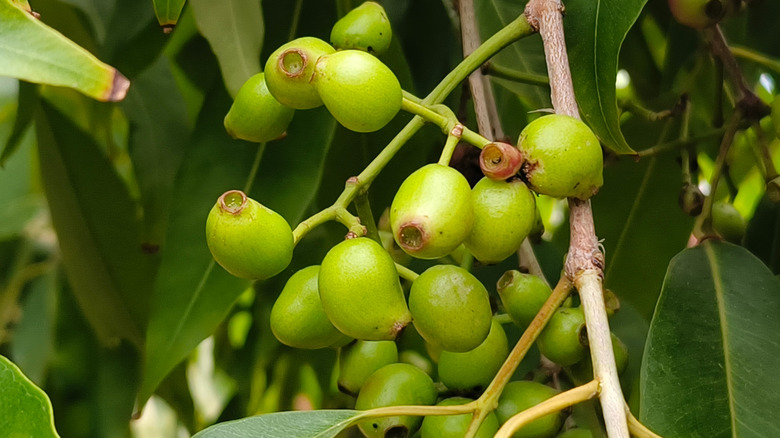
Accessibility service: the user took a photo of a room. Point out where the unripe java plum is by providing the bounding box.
[667,0,730,29]
[437,319,509,392]
[318,237,411,341]
[464,177,537,264]
[270,266,350,349]
[420,397,499,438]
[205,190,293,280]
[356,363,438,438]
[536,307,588,367]
[330,1,392,56]
[313,49,402,132]
[497,271,552,329]
[517,114,603,200]
[264,37,335,109]
[338,340,398,396]
[496,381,564,438]
[409,265,492,352]
[390,164,474,259]
[223,72,294,143]
[711,201,746,243]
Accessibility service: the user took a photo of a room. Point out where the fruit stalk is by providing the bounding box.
[400,97,490,148]
[525,0,630,436]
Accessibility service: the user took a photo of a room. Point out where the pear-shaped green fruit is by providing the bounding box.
[313,49,401,132]
[438,319,509,392]
[556,429,593,438]
[496,381,564,438]
[223,72,295,143]
[497,271,552,329]
[420,397,500,438]
[390,164,474,259]
[464,178,537,264]
[711,201,746,243]
[356,363,438,438]
[319,237,411,340]
[399,350,434,376]
[537,307,588,366]
[264,37,335,109]
[338,340,398,396]
[409,265,492,352]
[518,115,603,200]
[270,266,350,349]
[330,1,392,56]
[205,190,293,280]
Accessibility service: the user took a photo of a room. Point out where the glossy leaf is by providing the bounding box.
[190,0,264,98]
[565,0,647,154]
[0,81,37,167]
[0,355,60,437]
[0,0,129,101]
[36,100,156,347]
[193,410,360,438]
[139,85,337,404]
[640,240,780,437]
[153,0,186,27]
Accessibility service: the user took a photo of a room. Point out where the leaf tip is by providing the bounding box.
[107,71,130,102]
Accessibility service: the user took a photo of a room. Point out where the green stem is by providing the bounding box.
[288,0,303,40]
[459,250,474,272]
[395,263,419,282]
[438,130,462,165]
[401,97,491,149]
[635,128,726,158]
[482,62,550,87]
[620,99,674,122]
[731,45,780,75]
[751,122,779,180]
[353,189,380,244]
[243,142,266,193]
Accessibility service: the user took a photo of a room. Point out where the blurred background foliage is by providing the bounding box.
[0,0,779,436]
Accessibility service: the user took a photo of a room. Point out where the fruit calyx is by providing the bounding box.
[278,49,308,78]
[219,190,247,215]
[397,222,426,252]
[479,142,524,180]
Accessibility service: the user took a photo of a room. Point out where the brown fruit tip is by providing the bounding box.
[397,222,427,252]
[279,48,307,77]
[218,190,248,215]
[479,142,524,180]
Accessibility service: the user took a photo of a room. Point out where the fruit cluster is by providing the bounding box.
[205,3,619,437]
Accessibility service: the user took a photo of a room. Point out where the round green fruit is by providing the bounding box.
[313,49,402,132]
[390,164,474,259]
[711,201,746,243]
[338,340,398,396]
[537,307,588,366]
[356,363,438,438]
[438,319,509,392]
[318,237,411,341]
[517,114,603,200]
[223,72,294,143]
[264,37,335,109]
[496,381,564,438]
[270,266,349,349]
[205,190,293,280]
[464,177,537,264]
[556,429,593,438]
[409,264,492,352]
[497,271,552,328]
[420,397,500,438]
[667,0,729,29]
[330,1,392,56]
[679,182,704,216]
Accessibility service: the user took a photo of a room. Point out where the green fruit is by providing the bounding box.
[264,37,335,109]
[313,49,402,132]
[711,201,746,243]
[497,271,552,328]
[205,190,293,280]
[420,397,499,438]
[438,319,509,392]
[667,0,729,29]
[223,72,295,143]
[356,363,438,438]
[556,428,593,438]
[518,115,603,200]
[464,177,537,264]
[537,307,588,366]
[399,350,434,376]
[318,237,411,340]
[390,164,474,259]
[409,265,492,352]
[338,340,398,396]
[496,381,564,438]
[270,266,350,349]
[679,182,705,216]
[330,1,392,56]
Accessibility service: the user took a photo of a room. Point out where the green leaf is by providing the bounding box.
[193,410,360,438]
[0,354,60,437]
[9,269,57,385]
[743,195,780,275]
[0,81,38,167]
[153,0,186,27]
[0,0,129,101]
[190,0,264,98]
[565,0,647,154]
[640,240,780,437]
[36,100,157,347]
